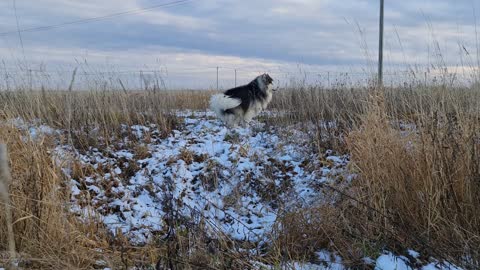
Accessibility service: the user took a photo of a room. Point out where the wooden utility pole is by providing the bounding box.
[378,0,384,88]
[234,69,237,87]
[327,71,330,88]
[216,66,219,91]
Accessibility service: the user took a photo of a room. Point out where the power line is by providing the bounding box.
[0,66,435,77]
[12,0,26,64]
[0,0,194,36]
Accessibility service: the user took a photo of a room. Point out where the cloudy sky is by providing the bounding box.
[0,0,479,89]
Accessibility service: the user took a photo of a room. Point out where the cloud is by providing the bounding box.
[0,0,479,88]
[0,0,213,32]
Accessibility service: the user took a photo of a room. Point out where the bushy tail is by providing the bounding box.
[209,94,241,116]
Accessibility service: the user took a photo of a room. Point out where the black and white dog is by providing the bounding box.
[210,73,274,127]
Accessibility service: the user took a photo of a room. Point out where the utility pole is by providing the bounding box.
[234,69,237,87]
[28,69,33,90]
[216,66,219,91]
[378,0,384,88]
[327,71,330,88]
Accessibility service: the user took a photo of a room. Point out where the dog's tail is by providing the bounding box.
[209,94,241,116]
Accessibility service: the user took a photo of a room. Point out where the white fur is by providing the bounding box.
[243,86,272,123]
[210,94,241,114]
[263,84,274,109]
[222,107,244,127]
[211,74,274,127]
[257,76,266,91]
[209,94,242,126]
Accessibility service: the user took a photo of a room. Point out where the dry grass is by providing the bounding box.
[0,144,16,267]
[0,90,184,151]
[0,80,479,268]
[344,89,480,266]
[270,86,480,268]
[0,125,109,269]
[0,88,259,269]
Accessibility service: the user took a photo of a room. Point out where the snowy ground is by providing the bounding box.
[4,112,464,270]
[60,112,350,244]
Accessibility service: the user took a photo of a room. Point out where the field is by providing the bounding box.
[0,78,479,269]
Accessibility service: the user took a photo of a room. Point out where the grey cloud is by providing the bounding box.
[1,0,479,83]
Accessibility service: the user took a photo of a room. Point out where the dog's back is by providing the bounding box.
[210,74,274,127]
[223,83,256,114]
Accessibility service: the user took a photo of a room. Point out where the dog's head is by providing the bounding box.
[256,73,274,92]
[262,73,274,85]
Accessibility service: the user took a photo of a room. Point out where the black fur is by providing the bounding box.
[222,74,272,115]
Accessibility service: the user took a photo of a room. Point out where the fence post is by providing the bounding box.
[0,144,16,264]
[234,69,237,87]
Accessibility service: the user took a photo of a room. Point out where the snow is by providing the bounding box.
[315,250,345,270]
[58,114,349,244]
[375,252,411,270]
[2,112,467,270]
[278,250,345,269]
[372,252,463,270]
[421,261,463,270]
[408,250,420,259]
[2,117,58,140]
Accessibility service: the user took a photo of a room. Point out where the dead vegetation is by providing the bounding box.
[0,125,108,269]
[268,86,480,268]
[0,77,479,268]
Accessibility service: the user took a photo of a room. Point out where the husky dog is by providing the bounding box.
[210,73,274,127]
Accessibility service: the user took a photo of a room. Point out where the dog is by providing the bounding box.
[210,73,274,127]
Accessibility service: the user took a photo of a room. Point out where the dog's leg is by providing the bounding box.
[246,120,257,130]
[234,116,242,128]
[239,121,248,128]
[223,114,236,128]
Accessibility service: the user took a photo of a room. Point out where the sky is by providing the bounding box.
[0,0,479,89]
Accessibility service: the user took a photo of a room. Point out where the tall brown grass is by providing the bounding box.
[0,90,207,150]
[271,85,480,268]
[1,80,479,268]
[0,89,258,269]
[0,144,16,266]
[344,88,480,267]
[0,125,110,269]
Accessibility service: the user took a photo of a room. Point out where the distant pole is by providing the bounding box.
[327,71,330,88]
[28,69,32,90]
[216,66,219,91]
[378,0,384,88]
[234,69,237,87]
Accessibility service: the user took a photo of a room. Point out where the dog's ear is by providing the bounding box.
[265,73,273,84]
